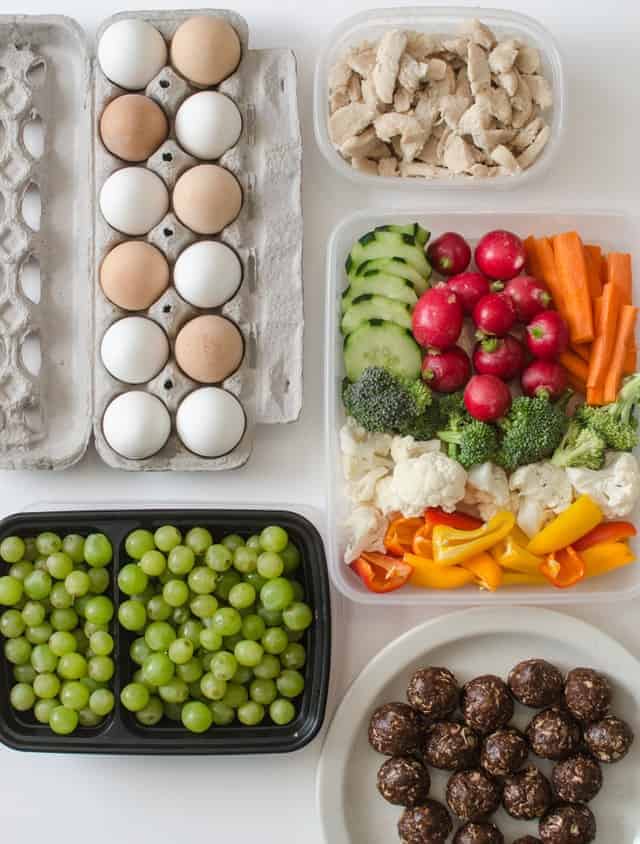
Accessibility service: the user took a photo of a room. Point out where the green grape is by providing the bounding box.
[281,643,306,670]
[168,637,193,665]
[22,539,38,562]
[36,532,62,557]
[257,552,284,580]
[228,583,256,610]
[23,570,51,601]
[181,700,212,733]
[125,530,155,561]
[290,581,305,602]
[188,680,207,702]
[262,627,288,655]
[89,631,114,656]
[210,701,235,726]
[222,682,248,709]
[179,619,203,647]
[245,535,262,552]
[253,655,281,681]
[158,677,189,704]
[49,631,77,657]
[259,526,289,554]
[33,672,60,699]
[145,621,176,652]
[85,596,114,626]
[190,595,218,619]
[9,561,33,582]
[62,534,85,564]
[250,678,277,706]
[135,695,163,726]
[132,669,154,691]
[205,544,233,573]
[64,570,90,598]
[10,682,35,711]
[233,547,257,574]
[154,525,182,553]
[57,652,87,680]
[34,697,59,724]
[146,595,172,622]
[121,682,150,712]
[50,582,73,609]
[5,636,31,665]
[26,623,53,645]
[185,527,213,556]
[241,614,266,642]
[172,606,190,626]
[88,656,114,683]
[118,600,146,631]
[269,698,296,725]
[176,658,203,684]
[89,688,115,717]
[162,579,189,607]
[200,672,227,701]
[281,543,301,574]
[234,640,264,668]
[142,653,174,686]
[231,665,253,685]
[50,608,78,632]
[167,546,195,576]
[237,701,265,726]
[118,563,148,597]
[60,680,90,711]
[0,575,23,606]
[21,601,45,627]
[221,534,245,552]
[34,558,49,572]
[187,566,217,595]
[212,607,242,637]
[83,533,113,568]
[130,637,152,666]
[199,628,223,652]
[244,571,267,593]
[80,676,101,693]
[73,628,90,653]
[163,701,182,721]
[282,601,313,632]
[0,609,25,638]
[46,552,73,580]
[277,669,305,699]
[49,705,78,734]
[87,568,109,594]
[74,595,91,618]
[214,570,242,601]
[210,651,237,681]
[78,707,102,727]
[256,605,282,627]
[139,550,166,577]
[31,643,58,673]
[260,578,294,612]
[13,664,36,683]
[84,621,107,639]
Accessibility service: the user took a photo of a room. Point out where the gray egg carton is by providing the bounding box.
[0,11,303,471]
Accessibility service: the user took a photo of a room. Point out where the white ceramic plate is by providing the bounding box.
[317,607,640,843]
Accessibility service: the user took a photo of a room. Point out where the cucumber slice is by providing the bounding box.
[375,223,430,247]
[344,319,422,381]
[341,294,413,335]
[350,257,430,294]
[341,273,418,312]
[346,229,430,279]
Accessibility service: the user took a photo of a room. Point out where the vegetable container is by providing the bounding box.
[313,6,566,190]
[0,507,331,753]
[325,208,640,605]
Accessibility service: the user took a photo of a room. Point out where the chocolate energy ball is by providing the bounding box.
[377,756,431,807]
[446,769,501,823]
[539,804,596,844]
[453,821,504,844]
[502,765,552,820]
[423,721,480,771]
[481,728,529,778]
[398,800,453,844]
[407,666,459,720]
[526,707,581,761]
[369,702,424,756]
[551,754,602,803]
[512,838,542,844]
[508,659,564,708]
[564,667,611,723]
[584,714,634,762]
[462,675,514,735]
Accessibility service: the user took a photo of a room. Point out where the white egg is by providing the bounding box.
[177,387,246,457]
[99,167,169,235]
[173,241,242,308]
[103,391,171,460]
[101,316,169,384]
[174,91,242,160]
[98,19,167,90]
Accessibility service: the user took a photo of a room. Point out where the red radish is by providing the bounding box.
[503,275,552,322]
[525,310,569,360]
[422,346,471,393]
[475,230,526,280]
[447,272,491,314]
[473,292,516,337]
[473,335,526,381]
[521,360,568,400]
[427,232,471,277]
[412,285,463,349]
[464,374,512,422]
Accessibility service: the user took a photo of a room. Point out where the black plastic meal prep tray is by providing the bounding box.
[0,508,331,754]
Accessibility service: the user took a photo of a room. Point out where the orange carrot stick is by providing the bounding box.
[606,252,636,374]
[600,254,608,289]
[524,236,545,280]
[603,305,637,402]
[571,344,590,362]
[532,237,565,313]
[587,284,621,389]
[584,244,603,299]
[553,232,594,344]
[560,351,589,382]
[624,345,637,375]
[587,387,604,406]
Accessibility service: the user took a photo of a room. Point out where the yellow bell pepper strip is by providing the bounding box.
[384,517,424,557]
[510,524,533,547]
[580,541,636,578]
[432,511,515,566]
[540,545,585,589]
[527,495,603,556]
[462,553,504,591]
[404,554,475,590]
[502,572,548,587]
[491,535,544,575]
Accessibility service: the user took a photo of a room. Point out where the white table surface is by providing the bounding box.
[2,0,639,841]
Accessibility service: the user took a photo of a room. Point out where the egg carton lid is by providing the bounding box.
[0,12,303,471]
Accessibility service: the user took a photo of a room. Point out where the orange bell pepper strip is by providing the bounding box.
[384,517,424,557]
[527,495,603,556]
[404,553,474,590]
[462,552,504,591]
[580,542,636,578]
[540,545,585,589]
[351,552,413,593]
[424,509,483,531]
[432,511,515,566]
[573,521,636,551]
[412,525,433,558]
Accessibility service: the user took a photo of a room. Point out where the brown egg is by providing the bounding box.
[175,315,244,383]
[172,164,242,235]
[100,94,169,163]
[100,241,170,311]
[170,16,241,87]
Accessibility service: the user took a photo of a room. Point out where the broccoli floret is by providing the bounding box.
[437,417,498,469]
[496,394,570,471]
[342,366,431,433]
[437,391,467,425]
[551,419,606,470]
[575,372,640,451]
[399,403,443,441]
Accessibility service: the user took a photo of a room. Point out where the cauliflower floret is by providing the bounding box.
[390,435,442,464]
[347,466,391,504]
[340,418,393,460]
[567,452,640,519]
[463,462,516,522]
[375,452,467,518]
[343,505,388,563]
[510,461,573,536]
[340,419,393,487]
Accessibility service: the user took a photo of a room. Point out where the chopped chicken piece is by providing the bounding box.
[458,102,492,136]
[488,39,520,74]
[400,161,439,178]
[361,77,378,107]
[455,66,472,98]
[425,58,448,81]
[341,126,390,160]
[329,102,377,146]
[473,127,516,152]
[414,91,438,133]
[460,18,496,51]
[374,114,428,161]
[443,134,476,174]
[467,43,491,95]
[329,59,353,92]
[406,31,443,61]
[347,74,362,103]
[329,89,350,114]
[511,72,533,128]
[469,163,490,178]
[417,135,439,165]
[516,46,541,75]
[490,144,521,173]
[372,30,407,104]
[436,127,453,163]
[524,74,553,109]
[390,135,403,158]
[517,123,551,169]
[378,156,399,177]
[497,70,518,97]
[398,54,430,92]
[442,37,470,58]
[512,117,543,151]
[393,87,413,113]
[346,45,377,78]
[476,88,512,125]
[439,94,473,129]
[429,63,457,96]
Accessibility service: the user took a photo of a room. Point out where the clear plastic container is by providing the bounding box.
[325,207,640,605]
[314,6,566,190]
